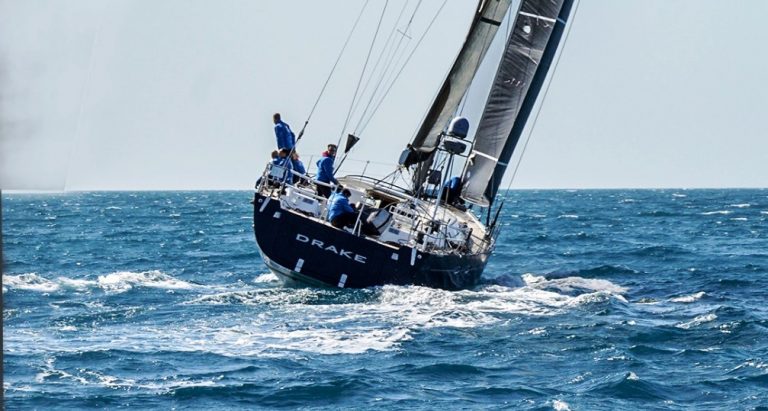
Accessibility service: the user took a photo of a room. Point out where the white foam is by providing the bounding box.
[4,271,197,294]
[729,203,751,208]
[701,210,731,215]
[7,274,631,358]
[3,273,60,293]
[552,399,571,411]
[558,214,579,219]
[676,313,717,329]
[253,273,279,283]
[58,277,98,290]
[672,193,687,198]
[97,270,197,293]
[523,274,629,294]
[670,291,705,303]
[627,371,640,380]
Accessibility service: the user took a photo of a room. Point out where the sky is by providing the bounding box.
[1,0,767,191]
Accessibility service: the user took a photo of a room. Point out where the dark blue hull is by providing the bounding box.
[253,193,489,290]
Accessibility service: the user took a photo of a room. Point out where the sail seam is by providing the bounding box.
[479,17,502,26]
[470,150,508,166]
[518,11,556,24]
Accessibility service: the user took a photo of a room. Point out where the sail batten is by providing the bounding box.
[461,0,574,206]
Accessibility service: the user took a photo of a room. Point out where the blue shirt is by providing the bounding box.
[291,159,306,175]
[273,156,293,183]
[327,194,355,222]
[315,156,338,184]
[274,121,295,150]
[441,176,462,203]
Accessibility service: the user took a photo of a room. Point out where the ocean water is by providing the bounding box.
[3,189,767,410]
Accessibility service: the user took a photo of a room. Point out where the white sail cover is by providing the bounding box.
[462,0,572,206]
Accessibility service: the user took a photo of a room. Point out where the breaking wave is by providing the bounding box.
[3,270,198,294]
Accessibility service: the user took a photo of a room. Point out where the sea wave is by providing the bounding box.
[670,291,705,303]
[700,210,731,215]
[676,313,717,329]
[3,270,198,294]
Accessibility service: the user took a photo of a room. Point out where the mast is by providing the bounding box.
[461,0,575,206]
[401,0,513,186]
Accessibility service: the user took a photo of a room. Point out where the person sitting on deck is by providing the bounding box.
[315,144,338,198]
[290,152,306,184]
[273,113,295,151]
[328,188,357,229]
[440,176,465,207]
[268,148,293,186]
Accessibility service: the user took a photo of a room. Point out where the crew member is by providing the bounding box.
[315,144,338,197]
[291,152,306,184]
[441,176,464,206]
[273,113,295,151]
[328,188,357,229]
[272,148,294,185]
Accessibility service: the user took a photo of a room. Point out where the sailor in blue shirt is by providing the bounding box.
[272,148,294,185]
[315,144,338,198]
[441,176,464,206]
[328,189,357,229]
[290,152,306,184]
[273,113,295,151]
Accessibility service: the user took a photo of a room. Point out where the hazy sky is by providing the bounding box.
[1,0,766,191]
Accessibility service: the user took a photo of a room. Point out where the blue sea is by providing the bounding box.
[3,189,767,410]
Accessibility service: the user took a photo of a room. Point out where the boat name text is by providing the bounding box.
[295,234,367,264]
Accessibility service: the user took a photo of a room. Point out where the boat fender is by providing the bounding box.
[366,209,392,233]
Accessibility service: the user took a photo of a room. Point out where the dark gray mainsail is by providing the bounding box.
[462,0,573,206]
[403,0,512,169]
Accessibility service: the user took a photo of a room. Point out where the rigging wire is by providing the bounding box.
[357,0,448,136]
[497,0,581,205]
[336,0,390,151]
[296,0,371,139]
[349,0,413,129]
[353,0,423,134]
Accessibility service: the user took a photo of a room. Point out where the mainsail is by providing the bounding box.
[402,0,512,168]
[461,0,574,206]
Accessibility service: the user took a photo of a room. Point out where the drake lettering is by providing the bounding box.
[296,234,367,264]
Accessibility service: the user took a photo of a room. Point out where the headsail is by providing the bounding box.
[461,0,574,206]
[402,0,513,170]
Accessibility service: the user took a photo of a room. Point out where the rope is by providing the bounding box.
[336,1,390,151]
[353,0,423,134]
[299,0,371,135]
[350,0,412,130]
[357,0,448,136]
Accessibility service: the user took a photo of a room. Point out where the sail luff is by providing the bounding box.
[461,0,574,206]
[403,0,513,168]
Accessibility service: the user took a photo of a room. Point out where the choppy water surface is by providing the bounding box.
[3,190,767,410]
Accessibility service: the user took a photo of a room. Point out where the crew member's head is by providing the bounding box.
[342,189,351,198]
[327,144,337,157]
[273,113,281,124]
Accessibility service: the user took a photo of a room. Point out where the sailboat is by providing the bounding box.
[253,0,574,290]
